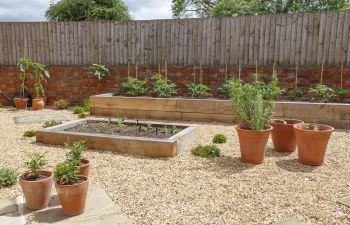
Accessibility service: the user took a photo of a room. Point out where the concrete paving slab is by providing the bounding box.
[337,197,350,208]
[0,197,17,216]
[272,218,311,225]
[14,114,67,124]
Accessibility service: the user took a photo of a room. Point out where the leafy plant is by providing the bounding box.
[121,77,149,96]
[151,74,177,98]
[308,84,336,103]
[0,168,17,187]
[54,160,79,185]
[231,72,283,131]
[29,62,50,98]
[54,99,70,109]
[191,144,221,158]
[73,106,84,114]
[301,123,320,131]
[65,140,86,163]
[218,77,242,98]
[116,117,125,131]
[17,58,32,98]
[290,87,305,101]
[83,98,90,112]
[100,121,110,130]
[187,82,211,98]
[89,64,110,94]
[24,152,48,179]
[23,130,36,137]
[141,123,153,132]
[213,134,227,144]
[78,112,86,118]
[43,120,62,128]
[171,125,180,134]
[0,101,3,107]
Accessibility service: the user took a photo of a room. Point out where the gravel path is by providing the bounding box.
[0,107,349,225]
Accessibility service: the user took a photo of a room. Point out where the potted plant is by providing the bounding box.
[270,119,303,152]
[65,140,90,176]
[231,73,282,164]
[14,58,32,109]
[30,62,50,110]
[54,160,89,216]
[19,152,53,210]
[293,123,334,166]
[89,64,110,94]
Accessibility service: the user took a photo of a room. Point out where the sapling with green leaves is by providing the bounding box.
[116,117,126,131]
[65,140,87,163]
[30,62,50,99]
[54,160,80,185]
[308,84,336,103]
[24,152,48,180]
[17,58,33,98]
[121,77,149,96]
[151,74,177,97]
[89,64,110,94]
[187,82,211,98]
[218,77,242,98]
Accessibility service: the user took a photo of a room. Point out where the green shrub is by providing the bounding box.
[73,106,84,114]
[54,99,70,109]
[187,82,211,98]
[43,120,62,128]
[218,77,242,98]
[191,144,221,158]
[213,134,227,143]
[54,160,79,185]
[24,152,47,179]
[0,168,17,187]
[290,87,304,101]
[0,101,3,107]
[121,77,149,96]
[308,84,336,103]
[83,98,90,112]
[151,74,177,98]
[65,140,86,162]
[78,112,86,118]
[23,130,36,137]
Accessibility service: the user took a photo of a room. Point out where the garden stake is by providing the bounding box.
[295,61,299,88]
[255,59,258,81]
[158,63,161,74]
[238,64,241,80]
[341,60,344,88]
[200,62,203,84]
[165,61,168,79]
[320,60,324,84]
[225,61,228,82]
[193,64,196,82]
[135,62,138,79]
[127,61,130,78]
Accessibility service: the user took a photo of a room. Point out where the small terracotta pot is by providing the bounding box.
[19,171,53,210]
[270,119,304,152]
[236,125,273,164]
[32,98,45,110]
[79,159,90,177]
[14,98,29,110]
[55,176,89,216]
[293,123,334,166]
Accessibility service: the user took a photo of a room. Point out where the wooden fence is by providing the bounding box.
[0,10,350,67]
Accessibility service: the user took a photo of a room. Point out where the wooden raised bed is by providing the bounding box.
[90,93,350,129]
[36,119,199,157]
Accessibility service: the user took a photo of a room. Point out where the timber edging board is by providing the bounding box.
[90,93,350,129]
[36,119,199,157]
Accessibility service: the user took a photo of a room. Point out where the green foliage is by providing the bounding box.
[213,134,227,144]
[30,62,50,98]
[43,120,62,128]
[308,84,336,103]
[335,88,349,96]
[45,0,132,21]
[83,98,90,112]
[301,123,320,131]
[290,87,305,101]
[121,77,149,96]
[24,152,48,179]
[23,130,36,137]
[218,77,242,98]
[116,117,125,131]
[54,160,79,185]
[54,99,70,109]
[151,74,177,98]
[0,101,3,107]
[78,112,87,118]
[187,82,211,98]
[191,144,221,158]
[0,168,17,187]
[65,140,86,162]
[73,106,84,114]
[141,124,153,132]
[17,58,32,98]
[231,72,282,131]
[89,64,110,80]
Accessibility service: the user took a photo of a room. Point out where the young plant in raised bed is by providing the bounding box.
[99,121,110,132]
[121,77,149,96]
[140,123,153,132]
[151,73,177,98]
[116,117,126,132]
[308,84,336,103]
[0,167,17,187]
[187,82,211,98]
[289,87,305,101]
[89,64,110,94]
[43,120,62,128]
[171,125,180,134]
[191,144,221,158]
[335,88,349,102]
[218,77,242,98]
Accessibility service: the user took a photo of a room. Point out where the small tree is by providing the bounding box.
[30,63,50,99]
[24,152,48,179]
[89,64,110,94]
[17,58,32,98]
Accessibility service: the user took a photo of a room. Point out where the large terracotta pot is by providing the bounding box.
[293,123,334,166]
[270,119,303,152]
[236,125,273,164]
[14,98,29,110]
[55,176,89,216]
[19,171,53,210]
[32,98,45,110]
[79,159,90,177]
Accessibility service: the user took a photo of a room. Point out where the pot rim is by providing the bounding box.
[80,159,90,168]
[270,119,304,125]
[14,98,29,101]
[20,170,53,183]
[32,98,45,101]
[293,123,334,132]
[236,125,273,132]
[55,175,88,187]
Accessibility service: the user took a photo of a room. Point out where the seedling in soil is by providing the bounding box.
[301,123,320,131]
[43,120,62,128]
[171,125,180,134]
[116,117,126,131]
[24,152,48,179]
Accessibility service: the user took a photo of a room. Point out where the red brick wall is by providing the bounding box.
[0,66,349,106]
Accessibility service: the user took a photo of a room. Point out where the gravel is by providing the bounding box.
[0,107,349,225]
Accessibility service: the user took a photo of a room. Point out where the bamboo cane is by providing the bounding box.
[135,62,138,79]
[200,61,203,84]
[295,61,299,88]
[165,61,168,78]
[320,60,324,84]
[340,60,344,89]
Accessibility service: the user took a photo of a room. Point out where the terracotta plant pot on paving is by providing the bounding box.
[293,123,334,166]
[270,119,303,152]
[32,98,45,110]
[19,171,53,210]
[14,98,29,110]
[236,125,273,164]
[79,159,90,177]
[55,176,89,216]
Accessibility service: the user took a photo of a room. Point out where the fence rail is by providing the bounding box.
[0,10,350,67]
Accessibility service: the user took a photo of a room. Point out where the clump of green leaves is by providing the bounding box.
[73,106,84,114]
[0,101,3,107]
[43,120,62,128]
[24,152,48,179]
[301,123,320,131]
[213,134,227,144]
[65,140,86,163]
[218,77,242,98]
[308,84,336,103]
[191,144,221,158]
[141,123,153,132]
[290,87,305,101]
[121,77,149,96]
[89,64,109,80]
[116,117,125,131]
[83,98,90,112]
[78,112,86,118]
[54,160,79,185]
[187,82,211,98]
[151,74,177,98]
[0,168,17,187]
[23,130,36,137]
[54,99,70,109]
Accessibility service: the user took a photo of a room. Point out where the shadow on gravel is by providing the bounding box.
[265,147,294,158]
[275,159,317,173]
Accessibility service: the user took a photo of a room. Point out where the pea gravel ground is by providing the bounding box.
[0,107,349,225]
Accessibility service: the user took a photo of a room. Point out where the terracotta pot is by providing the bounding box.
[236,125,273,164]
[55,176,89,216]
[19,171,53,210]
[293,123,334,166]
[14,98,29,110]
[270,119,304,152]
[32,98,45,110]
[79,159,90,177]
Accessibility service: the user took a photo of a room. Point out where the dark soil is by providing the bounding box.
[66,121,185,139]
[23,174,49,181]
